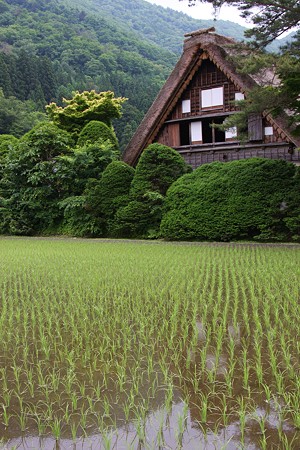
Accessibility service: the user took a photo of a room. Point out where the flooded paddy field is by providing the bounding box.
[0,237,299,449]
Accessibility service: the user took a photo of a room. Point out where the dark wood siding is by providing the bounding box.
[177,143,299,170]
[167,59,239,121]
[157,123,180,147]
[248,114,263,141]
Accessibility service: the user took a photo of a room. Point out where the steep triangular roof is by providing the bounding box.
[123,29,300,166]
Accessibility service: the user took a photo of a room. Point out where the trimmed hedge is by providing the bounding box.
[77,120,119,153]
[160,158,300,241]
[112,143,190,238]
[130,143,191,198]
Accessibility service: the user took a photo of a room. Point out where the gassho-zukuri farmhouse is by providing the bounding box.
[123,28,300,169]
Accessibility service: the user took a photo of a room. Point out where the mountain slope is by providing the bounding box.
[0,0,295,148]
[63,0,294,53]
[0,0,178,147]
[64,0,247,54]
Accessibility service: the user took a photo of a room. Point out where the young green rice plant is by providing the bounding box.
[206,365,217,391]
[78,380,86,398]
[198,392,210,424]
[103,395,111,419]
[70,391,79,411]
[50,417,62,440]
[11,363,22,393]
[1,404,12,428]
[36,361,46,388]
[34,413,47,436]
[49,368,61,393]
[164,378,174,413]
[79,405,88,436]
[0,368,8,392]
[2,389,12,408]
[71,421,79,442]
[262,383,272,403]
[236,396,247,444]
[242,347,251,393]
[18,408,28,432]
[223,368,234,398]
[255,414,268,450]
[189,364,201,395]
[286,392,300,429]
[274,369,286,396]
[63,403,71,425]
[279,431,297,449]
[101,429,113,450]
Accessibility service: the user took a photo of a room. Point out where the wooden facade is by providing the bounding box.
[123,30,300,168]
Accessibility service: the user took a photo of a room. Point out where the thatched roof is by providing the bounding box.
[123,29,300,166]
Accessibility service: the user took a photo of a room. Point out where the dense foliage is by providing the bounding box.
[185,0,300,47]
[160,158,300,242]
[77,120,119,150]
[1,110,299,241]
[86,161,135,235]
[112,144,190,238]
[0,0,177,148]
[0,0,290,146]
[46,91,127,135]
[0,91,125,236]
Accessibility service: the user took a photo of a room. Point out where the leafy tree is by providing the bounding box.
[161,158,300,241]
[184,1,300,47]
[212,46,300,137]
[0,89,46,137]
[0,134,18,179]
[0,122,73,235]
[46,90,127,135]
[71,141,117,195]
[57,195,104,237]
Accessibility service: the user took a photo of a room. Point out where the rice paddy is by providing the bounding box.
[0,237,299,449]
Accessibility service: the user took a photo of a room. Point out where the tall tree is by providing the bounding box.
[183,0,300,47]
[46,90,127,135]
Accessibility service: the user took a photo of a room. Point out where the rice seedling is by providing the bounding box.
[1,405,11,428]
[0,238,299,449]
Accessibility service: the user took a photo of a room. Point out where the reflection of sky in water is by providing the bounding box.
[1,360,295,450]
[4,398,290,450]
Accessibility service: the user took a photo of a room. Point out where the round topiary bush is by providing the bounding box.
[77,120,119,152]
[130,143,191,198]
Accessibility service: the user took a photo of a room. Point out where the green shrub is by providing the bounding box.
[77,120,119,154]
[58,196,104,237]
[87,160,135,224]
[161,158,300,242]
[110,198,163,238]
[0,134,18,154]
[112,143,190,238]
[130,143,191,198]
[0,134,18,179]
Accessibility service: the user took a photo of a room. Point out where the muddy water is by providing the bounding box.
[0,239,299,449]
[1,399,298,449]
[1,358,299,450]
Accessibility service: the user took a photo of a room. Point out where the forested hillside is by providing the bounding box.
[0,0,178,147]
[0,0,294,147]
